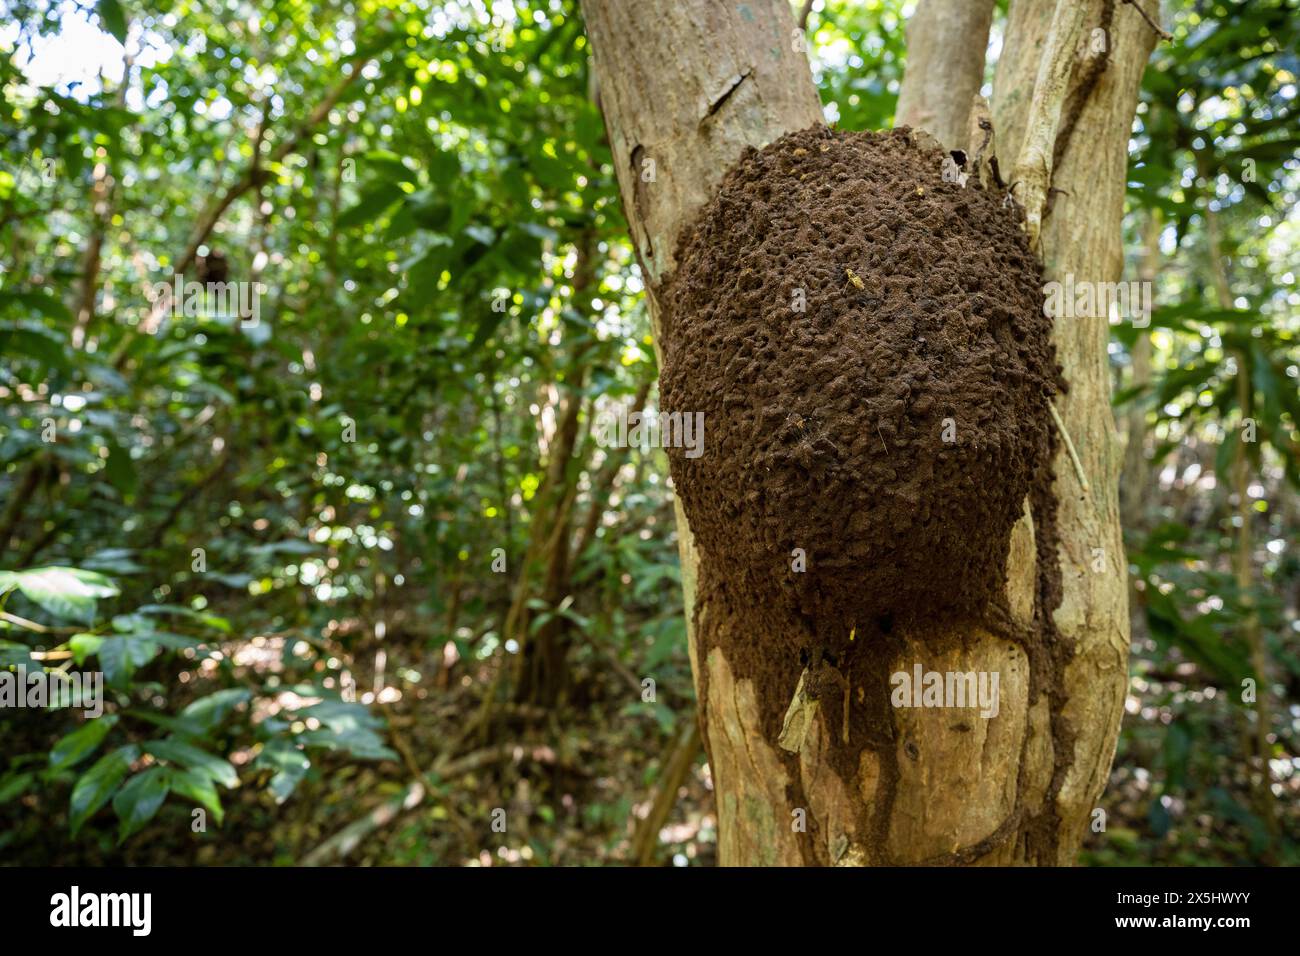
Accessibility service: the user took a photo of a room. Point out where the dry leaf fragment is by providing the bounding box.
[778,668,819,754]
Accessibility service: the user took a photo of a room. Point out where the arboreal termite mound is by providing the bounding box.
[660,127,1061,789]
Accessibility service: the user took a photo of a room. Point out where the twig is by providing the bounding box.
[1121,0,1172,42]
[1049,401,1090,493]
[0,610,81,635]
[629,720,702,865]
[299,744,523,866]
[798,0,815,31]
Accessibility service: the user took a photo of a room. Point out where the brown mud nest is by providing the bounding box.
[661,127,1059,646]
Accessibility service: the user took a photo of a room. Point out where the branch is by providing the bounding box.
[629,720,702,865]
[0,610,81,635]
[1121,0,1172,42]
[298,744,554,865]
[175,57,371,277]
[1009,0,1091,250]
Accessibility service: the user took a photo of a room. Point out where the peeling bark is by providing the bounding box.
[1007,0,1093,251]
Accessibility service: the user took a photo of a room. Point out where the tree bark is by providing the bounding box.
[990,0,1157,862]
[583,0,1151,865]
[896,0,996,152]
[582,0,823,865]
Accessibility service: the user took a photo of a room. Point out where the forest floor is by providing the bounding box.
[2,621,1287,866]
[2,625,714,866]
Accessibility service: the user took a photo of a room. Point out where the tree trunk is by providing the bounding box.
[509,232,599,706]
[895,0,996,152]
[1121,211,1160,531]
[1203,192,1279,847]
[582,0,1152,865]
[986,0,1157,865]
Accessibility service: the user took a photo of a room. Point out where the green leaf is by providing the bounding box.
[81,549,145,575]
[113,766,171,840]
[123,709,207,740]
[0,290,73,322]
[0,640,37,667]
[1162,720,1192,792]
[180,688,252,732]
[69,744,139,835]
[146,632,206,651]
[14,567,118,624]
[97,0,128,43]
[50,715,119,771]
[144,738,238,788]
[136,604,232,633]
[337,182,404,228]
[246,539,316,558]
[298,699,385,732]
[68,633,103,666]
[0,326,70,371]
[0,771,35,804]
[97,633,160,686]
[162,766,224,825]
[103,436,138,497]
[298,726,398,761]
[255,738,311,804]
[1215,428,1239,482]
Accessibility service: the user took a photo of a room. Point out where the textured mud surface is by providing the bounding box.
[663,126,1056,641]
[660,127,1064,862]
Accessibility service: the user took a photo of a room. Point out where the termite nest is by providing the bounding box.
[661,127,1059,645]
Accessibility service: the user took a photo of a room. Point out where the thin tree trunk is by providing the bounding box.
[1122,211,1160,647]
[630,720,702,866]
[896,0,995,152]
[1203,192,1278,848]
[1121,210,1159,531]
[505,232,600,706]
[572,378,652,562]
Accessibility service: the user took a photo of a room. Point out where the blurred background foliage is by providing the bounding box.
[0,0,1295,865]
